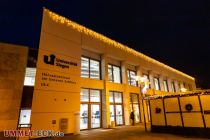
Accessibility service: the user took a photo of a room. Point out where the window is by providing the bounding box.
[154,77,160,90]
[80,89,101,129]
[108,64,121,83]
[24,68,36,86]
[81,57,100,79]
[109,91,124,125]
[130,94,141,123]
[171,82,176,92]
[163,80,168,92]
[127,70,137,86]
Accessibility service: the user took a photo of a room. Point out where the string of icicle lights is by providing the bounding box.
[46,8,194,80]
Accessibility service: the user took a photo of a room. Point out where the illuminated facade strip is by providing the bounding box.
[46,8,194,81]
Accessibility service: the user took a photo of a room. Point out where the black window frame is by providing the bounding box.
[81,56,101,80]
[108,64,122,83]
[127,69,138,86]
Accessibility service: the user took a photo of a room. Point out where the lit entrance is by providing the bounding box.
[80,89,101,129]
[109,91,124,125]
[130,93,141,123]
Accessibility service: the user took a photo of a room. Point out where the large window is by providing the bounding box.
[154,77,160,90]
[109,91,124,125]
[127,70,137,86]
[108,64,121,83]
[81,57,100,80]
[80,89,101,129]
[24,68,36,86]
[171,82,176,93]
[163,80,169,92]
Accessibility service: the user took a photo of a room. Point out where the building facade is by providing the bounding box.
[0,8,196,137]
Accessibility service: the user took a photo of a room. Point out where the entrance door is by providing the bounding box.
[80,89,101,130]
[109,91,124,126]
[130,93,141,123]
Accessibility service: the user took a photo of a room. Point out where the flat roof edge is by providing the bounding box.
[44,8,195,81]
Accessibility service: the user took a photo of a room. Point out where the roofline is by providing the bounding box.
[44,8,195,81]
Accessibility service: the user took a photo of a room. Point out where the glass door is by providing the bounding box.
[80,104,88,129]
[116,105,123,125]
[130,93,141,123]
[80,89,101,130]
[91,104,100,128]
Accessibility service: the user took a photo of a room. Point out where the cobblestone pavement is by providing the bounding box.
[40,124,207,140]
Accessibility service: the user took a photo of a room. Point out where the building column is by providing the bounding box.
[121,61,130,125]
[167,78,173,92]
[174,80,180,93]
[148,71,155,90]
[101,54,110,128]
[159,75,164,92]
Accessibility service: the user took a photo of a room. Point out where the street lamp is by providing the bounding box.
[135,76,148,132]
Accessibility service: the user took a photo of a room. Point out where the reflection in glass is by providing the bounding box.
[90,60,100,79]
[24,68,36,86]
[110,105,115,123]
[127,70,137,86]
[114,92,122,103]
[131,94,138,103]
[91,104,100,128]
[80,89,89,102]
[163,80,168,92]
[81,57,89,78]
[154,78,160,90]
[109,92,114,103]
[80,104,88,129]
[116,105,123,125]
[90,90,100,102]
[108,65,113,82]
[133,104,140,123]
[113,66,121,83]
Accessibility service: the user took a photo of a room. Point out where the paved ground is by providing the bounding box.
[40,124,207,140]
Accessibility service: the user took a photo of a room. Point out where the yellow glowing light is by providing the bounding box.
[45,8,194,81]
[180,88,187,93]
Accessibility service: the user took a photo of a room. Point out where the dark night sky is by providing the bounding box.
[0,0,209,88]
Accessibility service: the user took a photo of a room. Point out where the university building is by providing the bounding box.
[0,8,196,137]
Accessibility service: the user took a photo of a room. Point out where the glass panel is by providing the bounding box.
[108,65,113,82]
[131,94,138,103]
[130,71,137,86]
[80,89,89,102]
[116,105,123,125]
[114,92,122,103]
[133,104,140,123]
[154,78,160,90]
[113,66,121,83]
[90,90,100,102]
[90,59,100,79]
[127,70,131,85]
[80,104,88,129]
[109,91,114,103]
[163,80,168,92]
[19,109,31,127]
[24,68,36,86]
[81,57,89,78]
[91,104,100,128]
[110,105,115,123]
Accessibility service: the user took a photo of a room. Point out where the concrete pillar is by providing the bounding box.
[167,79,173,92]
[74,112,80,134]
[159,75,164,92]
[121,61,130,125]
[174,80,180,93]
[101,54,110,128]
[148,71,155,90]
